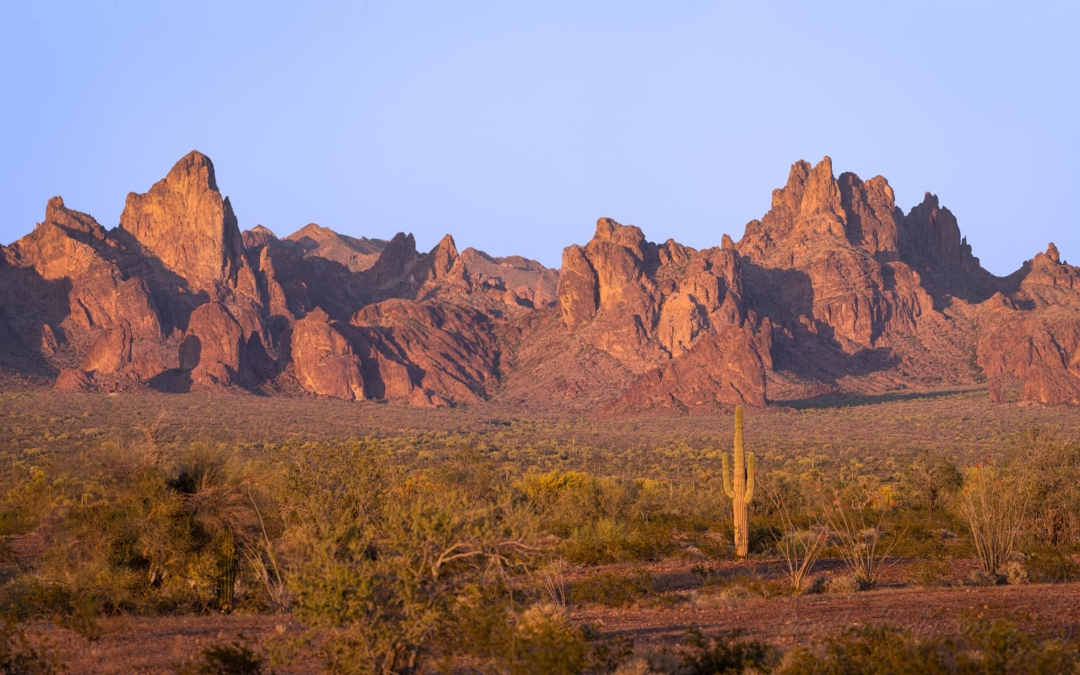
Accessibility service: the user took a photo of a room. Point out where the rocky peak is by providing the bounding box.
[284,223,388,273]
[44,197,110,240]
[242,225,278,250]
[358,232,420,291]
[740,157,855,261]
[119,151,245,289]
[1047,242,1061,264]
[899,192,971,272]
[837,173,902,257]
[797,156,847,238]
[426,234,460,279]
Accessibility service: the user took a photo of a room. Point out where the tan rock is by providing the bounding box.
[557,244,598,330]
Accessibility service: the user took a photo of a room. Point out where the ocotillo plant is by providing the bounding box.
[722,406,756,558]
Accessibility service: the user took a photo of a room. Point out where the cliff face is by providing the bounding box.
[2,151,1078,409]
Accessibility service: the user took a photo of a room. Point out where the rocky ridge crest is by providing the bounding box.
[2,152,1077,409]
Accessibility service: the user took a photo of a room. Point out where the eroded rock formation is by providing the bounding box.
[3,150,1079,409]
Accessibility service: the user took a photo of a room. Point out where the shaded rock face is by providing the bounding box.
[284,299,499,405]
[351,298,500,403]
[0,197,167,382]
[120,151,246,291]
[6,198,162,340]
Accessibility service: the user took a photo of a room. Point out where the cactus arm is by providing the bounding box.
[722,452,736,499]
[744,453,756,504]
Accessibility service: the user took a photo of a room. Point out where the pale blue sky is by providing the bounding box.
[2,1,1077,274]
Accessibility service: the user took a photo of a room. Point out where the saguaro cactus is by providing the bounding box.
[722,406,756,558]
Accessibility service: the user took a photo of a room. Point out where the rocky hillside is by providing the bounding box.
[1,152,1077,409]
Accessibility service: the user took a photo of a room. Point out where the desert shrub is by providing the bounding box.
[822,484,905,589]
[702,571,789,600]
[287,444,544,674]
[762,480,828,592]
[898,451,963,512]
[561,519,677,565]
[779,621,1080,675]
[508,604,589,675]
[486,605,633,675]
[959,618,1080,674]
[1014,430,1080,552]
[960,461,1026,577]
[1022,545,1080,583]
[0,620,63,675]
[680,627,779,675]
[519,471,683,564]
[0,443,278,622]
[568,570,655,608]
[781,624,952,674]
[906,558,951,587]
[180,641,266,675]
[823,574,864,594]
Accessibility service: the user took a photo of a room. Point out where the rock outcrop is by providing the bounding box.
[285,223,387,273]
[736,158,933,347]
[614,323,773,409]
[350,299,500,403]
[119,151,247,291]
[179,302,246,386]
[976,248,1080,405]
[3,150,1079,409]
[289,307,366,400]
[555,217,768,406]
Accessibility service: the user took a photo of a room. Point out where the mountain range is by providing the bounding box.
[2,151,1078,410]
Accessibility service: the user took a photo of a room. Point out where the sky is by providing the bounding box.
[1,1,1077,274]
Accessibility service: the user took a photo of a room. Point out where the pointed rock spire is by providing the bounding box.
[119,151,245,289]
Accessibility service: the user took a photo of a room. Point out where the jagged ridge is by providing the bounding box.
[2,152,1077,409]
